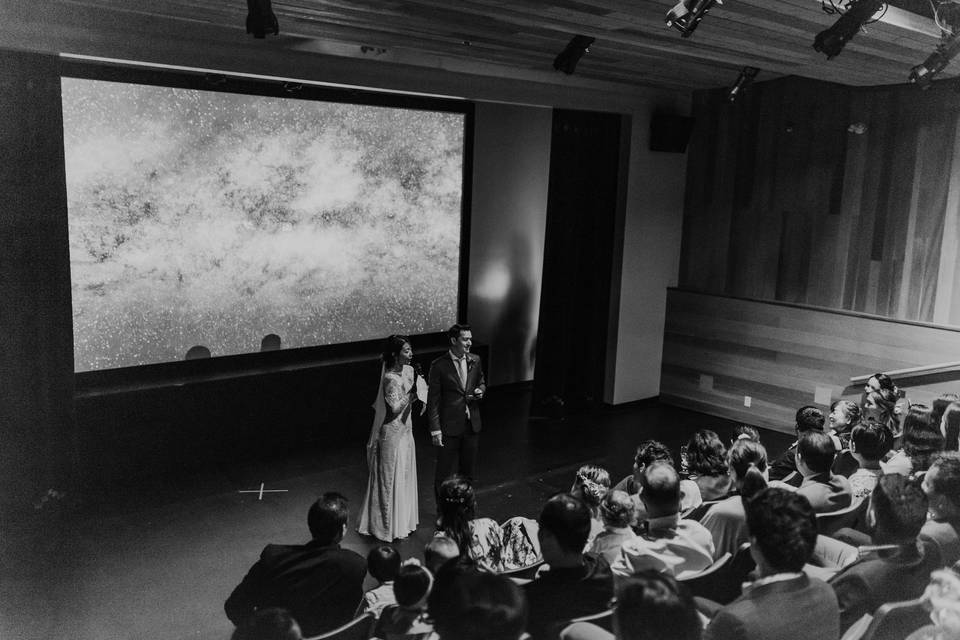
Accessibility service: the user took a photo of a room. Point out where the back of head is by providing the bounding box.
[733,425,761,444]
[538,493,592,555]
[745,488,817,573]
[367,545,401,583]
[231,608,302,640]
[431,570,526,640]
[797,430,836,474]
[850,421,893,462]
[686,429,728,476]
[795,405,825,433]
[635,440,674,468]
[932,394,959,429]
[437,475,477,554]
[307,492,349,544]
[929,453,960,512]
[728,439,768,499]
[424,535,460,574]
[870,474,928,543]
[902,404,944,472]
[639,462,680,517]
[943,402,960,452]
[448,323,471,342]
[260,333,281,352]
[613,571,701,640]
[394,563,433,609]
[572,464,611,509]
[600,490,637,529]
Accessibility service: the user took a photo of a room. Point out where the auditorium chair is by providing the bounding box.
[816,498,868,538]
[858,599,928,640]
[680,543,755,605]
[303,612,375,640]
[498,559,545,585]
[556,609,614,639]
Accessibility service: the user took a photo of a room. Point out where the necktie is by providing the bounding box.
[457,356,467,388]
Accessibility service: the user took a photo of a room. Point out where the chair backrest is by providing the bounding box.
[816,498,867,537]
[554,609,613,639]
[304,613,375,640]
[861,599,929,640]
[678,552,732,581]
[498,559,545,581]
[681,542,755,605]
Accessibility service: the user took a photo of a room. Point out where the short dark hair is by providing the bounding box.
[367,545,401,583]
[797,430,836,473]
[902,404,944,473]
[614,571,701,640]
[745,488,817,572]
[850,422,893,461]
[943,402,960,452]
[447,323,471,341]
[686,429,728,476]
[307,492,349,543]
[640,462,680,515]
[231,608,302,640]
[929,453,960,510]
[394,563,433,608]
[871,474,928,543]
[430,571,527,640]
[538,493,592,554]
[796,406,825,432]
[634,440,674,468]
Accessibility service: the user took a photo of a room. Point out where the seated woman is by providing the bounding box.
[588,489,638,565]
[828,400,861,448]
[371,563,435,640]
[571,464,612,551]
[436,475,504,572]
[699,440,768,559]
[883,404,944,476]
[684,430,732,501]
[863,387,898,433]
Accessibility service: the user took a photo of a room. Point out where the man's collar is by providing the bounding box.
[644,512,680,533]
[449,350,466,360]
[742,572,804,595]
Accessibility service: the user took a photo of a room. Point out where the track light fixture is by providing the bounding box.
[246,0,279,39]
[553,35,595,75]
[813,0,884,59]
[726,66,759,102]
[909,33,960,87]
[666,0,722,38]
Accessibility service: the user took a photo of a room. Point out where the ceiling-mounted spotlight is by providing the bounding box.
[553,35,595,75]
[813,0,884,59]
[909,33,960,87]
[726,66,759,102]
[666,0,721,38]
[246,0,279,38]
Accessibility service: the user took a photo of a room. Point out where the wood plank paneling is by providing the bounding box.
[661,290,960,434]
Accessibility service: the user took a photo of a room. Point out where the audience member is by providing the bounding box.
[942,401,960,452]
[884,404,944,476]
[863,373,899,402]
[563,571,702,640]
[424,535,460,574]
[829,474,940,633]
[436,475,503,571]
[260,333,282,352]
[371,563,435,640]
[703,488,839,640]
[768,406,827,484]
[225,492,366,636]
[359,545,401,617]
[863,388,898,434]
[847,421,892,500]
[905,568,960,640]
[431,569,527,640]
[795,430,852,513]
[524,493,614,640]
[920,452,960,566]
[700,439,768,559]
[613,462,714,579]
[932,394,959,437]
[685,430,732,501]
[732,425,760,444]
[612,440,701,520]
[829,399,862,448]
[572,464,612,550]
[231,608,302,640]
[589,490,637,565]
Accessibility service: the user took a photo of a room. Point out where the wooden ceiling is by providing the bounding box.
[4,0,956,93]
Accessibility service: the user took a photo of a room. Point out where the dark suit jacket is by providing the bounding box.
[704,574,839,640]
[427,351,486,436]
[224,540,366,636]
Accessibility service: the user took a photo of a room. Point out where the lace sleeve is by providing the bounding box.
[383,374,410,415]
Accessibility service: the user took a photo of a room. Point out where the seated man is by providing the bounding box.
[768,406,838,485]
[612,440,701,520]
[795,430,852,513]
[524,493,614,640]
[612,462,714,579]
[703,488,840,640]
[829,474,941,633]
[225,492,367,637]
[920,452,960,566]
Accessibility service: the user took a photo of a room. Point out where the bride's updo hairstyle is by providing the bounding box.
[571,464,611,515]
[382,334,410,369]
[437,475,478,557]
[727,439,768,502]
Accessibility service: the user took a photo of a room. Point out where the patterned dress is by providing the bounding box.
[358,366,419,541]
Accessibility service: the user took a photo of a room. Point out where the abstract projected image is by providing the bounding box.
[62,77,465,372]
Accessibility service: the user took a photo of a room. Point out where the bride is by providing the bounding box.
[358,335,422,541]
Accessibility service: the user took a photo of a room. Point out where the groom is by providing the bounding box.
[427,323,486,498]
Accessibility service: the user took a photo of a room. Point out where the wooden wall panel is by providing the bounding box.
[661,290,960,434]
[680,76,960,328]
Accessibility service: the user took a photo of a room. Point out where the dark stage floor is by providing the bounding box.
[1,387,793,640]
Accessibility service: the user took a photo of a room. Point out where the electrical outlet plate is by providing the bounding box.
[744,395,752,407]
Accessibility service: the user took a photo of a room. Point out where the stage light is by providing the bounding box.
[246,0,279,39]
[813,0,884,59]
[726,66,759,102]
[666,0,721,38]
[553,35,595,75]
[909,33,960,87]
